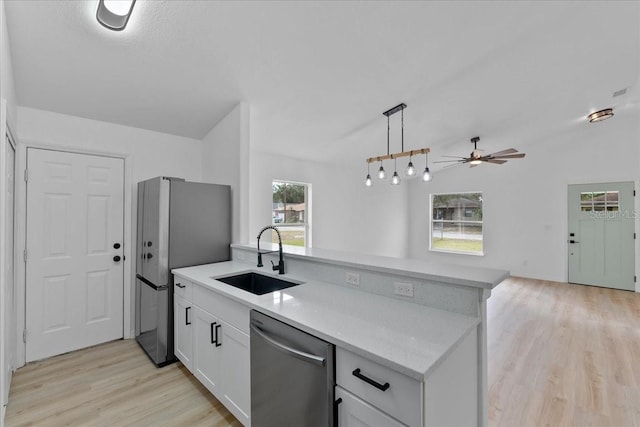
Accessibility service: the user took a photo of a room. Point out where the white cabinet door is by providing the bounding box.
[174,295,193,372]
[193,306,221,395]
[336,386,405,427]
[219,320,250,425]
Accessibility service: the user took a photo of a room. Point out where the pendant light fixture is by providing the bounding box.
[96,0,136,31]
[365,163,373,187]
[365,103,432,187]
[422,151,432,182]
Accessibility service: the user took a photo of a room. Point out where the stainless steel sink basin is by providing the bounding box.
[214,272,303,295]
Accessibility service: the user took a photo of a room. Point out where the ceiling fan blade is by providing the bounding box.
[491,153,526,159]
[433,159,465,164]
[485,159,507,164]
[488,148,517,157]
[440,155,468,159]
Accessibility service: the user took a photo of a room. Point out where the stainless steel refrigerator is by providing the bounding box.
[135,176,231,366]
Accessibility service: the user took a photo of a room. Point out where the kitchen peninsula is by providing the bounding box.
[172,243,508,427]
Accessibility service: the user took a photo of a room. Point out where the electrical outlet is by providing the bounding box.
[394,282,414,298]
[345,272,360,287]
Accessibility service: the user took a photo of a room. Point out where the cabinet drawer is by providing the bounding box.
[336,348,421,427]
[193,284,250,334]
[174,276,192,301]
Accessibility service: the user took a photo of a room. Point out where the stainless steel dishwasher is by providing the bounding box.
[250,310,335,427]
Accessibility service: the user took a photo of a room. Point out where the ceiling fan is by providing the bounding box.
[435,136,525,167]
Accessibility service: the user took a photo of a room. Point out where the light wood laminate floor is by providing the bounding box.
[6,277,640,426]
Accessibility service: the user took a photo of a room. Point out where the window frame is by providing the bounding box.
[271,180,312,248]
[429,191,484,256]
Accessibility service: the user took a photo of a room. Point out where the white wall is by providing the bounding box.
[249,150,409,258]
[0,1,16,423]
[0,0,16,121]
[201,102,250,244]
[14,106,203,365]
[408,112,640,289]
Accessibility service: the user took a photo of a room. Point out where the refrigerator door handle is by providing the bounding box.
[136,274,168,291]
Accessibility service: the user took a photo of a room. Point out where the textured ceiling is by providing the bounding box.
[5,1,640,165]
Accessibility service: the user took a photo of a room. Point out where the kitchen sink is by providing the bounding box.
[214,272,303,295]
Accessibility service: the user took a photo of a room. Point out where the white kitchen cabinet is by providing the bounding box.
[335,386,405,427]
[174,274,250,426]
[193,305,221,395]
[219,320,250,424]
[174,294,193,372]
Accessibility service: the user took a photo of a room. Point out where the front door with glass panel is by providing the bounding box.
[568,182,635,291]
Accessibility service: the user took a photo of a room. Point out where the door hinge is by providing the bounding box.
[634,190,636,196]
[635,276,637,283]
[24,169,28,182]
[23,329,27,343]
[23,249,28,262]
[635,233,637,240]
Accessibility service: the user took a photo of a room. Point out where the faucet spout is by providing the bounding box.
[256,225,285,274]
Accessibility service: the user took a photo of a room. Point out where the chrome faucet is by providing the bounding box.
[257,225,285,274]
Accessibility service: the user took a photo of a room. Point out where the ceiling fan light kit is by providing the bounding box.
[365,103,432,187]
[435,136,526,168]
[96,0,136,31]
[587,108,614,123]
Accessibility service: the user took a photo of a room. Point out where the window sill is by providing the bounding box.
[429,248,485,257]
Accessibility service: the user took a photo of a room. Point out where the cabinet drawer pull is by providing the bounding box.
[215,323,222,347]
[210,322,217,344]
[175,282,186,288]
[352,368,390,391]
[333,397,343,425]
[185,307,191,325]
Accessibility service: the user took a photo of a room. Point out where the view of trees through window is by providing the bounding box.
[272,181,308,247]
[431,192,483,254]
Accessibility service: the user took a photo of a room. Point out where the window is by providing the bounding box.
[272,181,311,247]
[580,191,619,212]
[430,192,483,255]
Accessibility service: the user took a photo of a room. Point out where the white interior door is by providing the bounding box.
[568,182,635,291]
[25,148,124,362]
[3,132,15,406]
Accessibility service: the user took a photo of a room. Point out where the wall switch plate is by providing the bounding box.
[345,272,360,287]
[394,282,414,298]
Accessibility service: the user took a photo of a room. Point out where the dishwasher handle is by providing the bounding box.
[250,323,326,367]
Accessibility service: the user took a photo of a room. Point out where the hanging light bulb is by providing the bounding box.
[377,160,386,180]
[365,162,373,187]
[391,157,401,185]
[422,152,432,182]
[405,154,416,177]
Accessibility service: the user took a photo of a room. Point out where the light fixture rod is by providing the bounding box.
[387,115,390,155]
[401,108,404,152]
[367,148,430,164]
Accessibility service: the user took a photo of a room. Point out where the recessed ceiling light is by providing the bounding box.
[587,108,614,123]
[96,0,136,31]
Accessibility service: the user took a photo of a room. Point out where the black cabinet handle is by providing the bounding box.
[175,282,185,288]
[215,324,222,347]
[185,307,191,325]
[333,397,343,425]
[113,255,121,262]
[352,368,390,391]
[210,322,217,344]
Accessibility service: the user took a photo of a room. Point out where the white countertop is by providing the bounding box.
[173,261,480,381]
[232,243,509,289]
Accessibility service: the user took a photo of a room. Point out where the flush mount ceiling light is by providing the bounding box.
[96,0,136,31]
[365,103,431,187]
[587,108,614,123]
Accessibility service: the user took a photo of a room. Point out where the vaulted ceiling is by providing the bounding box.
[5,1,640,166]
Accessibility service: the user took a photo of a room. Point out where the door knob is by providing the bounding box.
[113,255,121,262]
